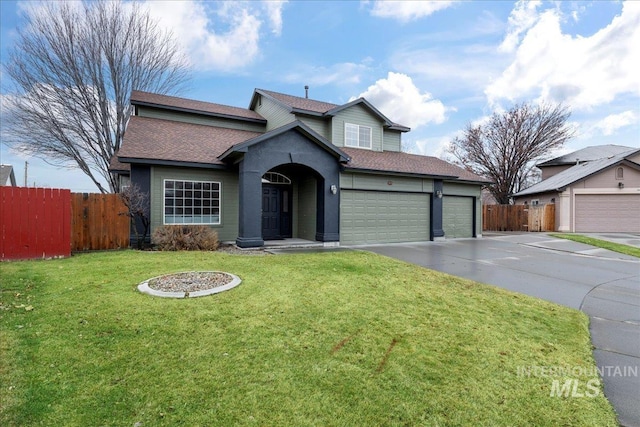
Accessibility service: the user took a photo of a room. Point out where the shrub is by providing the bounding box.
[152,225,219,251]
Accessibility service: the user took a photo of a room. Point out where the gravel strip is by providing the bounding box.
[148,272,232,293]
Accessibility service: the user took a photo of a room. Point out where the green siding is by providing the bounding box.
[297,177,316,240]
[340,190,430,245]
[382,130,401,152]
[340,172,433,193]
[137,106,265,132]
[150,166,239,242]
[253,96,295,131]
[443,196,474,238]
[299,116,330,140]
[331,104,384,151]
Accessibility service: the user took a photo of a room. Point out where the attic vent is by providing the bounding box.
[262,172,291,185]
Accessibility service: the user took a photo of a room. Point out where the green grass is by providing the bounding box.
[550,233,640,258]
[0,250,617,426]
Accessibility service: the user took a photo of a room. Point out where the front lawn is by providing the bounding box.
[0,251,617,426]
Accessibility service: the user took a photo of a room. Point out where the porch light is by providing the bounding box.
[330,185,338,194]
[618,182,624,189]
[436,190,443,198]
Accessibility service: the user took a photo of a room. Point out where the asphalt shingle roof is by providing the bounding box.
[131,91,265,122]
[342,148,490,182]
[537,144,635,167]
[118,116,262,165]
[256,89,339,114]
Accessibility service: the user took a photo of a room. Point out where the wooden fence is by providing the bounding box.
[483,204,555,232]
[1,187,71,260]
[1,188,130,260]
[71,193,130,252]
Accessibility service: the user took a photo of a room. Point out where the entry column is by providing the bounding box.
[236,163,264,248]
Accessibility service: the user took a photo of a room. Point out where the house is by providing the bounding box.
[0,165,17,187]
[111,89,489,248]
[512,145,640,233]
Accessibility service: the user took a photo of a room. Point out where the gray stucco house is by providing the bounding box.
[111,89,489,247]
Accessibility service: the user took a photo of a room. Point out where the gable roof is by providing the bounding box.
[1,165,17,186]
[342,148,491,183]
[537,144,635,167]
[131,90,266,124]
[250,89,410,131]
[219,120,349,163]
[514,147,640,197]
[251,89,339,115]
[117,116,262,167]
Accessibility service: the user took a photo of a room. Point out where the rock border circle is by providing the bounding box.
[137,271,242,298]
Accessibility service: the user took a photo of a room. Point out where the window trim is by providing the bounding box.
[163,179,222,225]
[615,166,624,180]
[344,122,372,149]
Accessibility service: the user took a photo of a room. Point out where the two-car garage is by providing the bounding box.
[574,193,640,233]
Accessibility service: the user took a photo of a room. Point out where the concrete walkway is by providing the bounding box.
[360,233,640,427]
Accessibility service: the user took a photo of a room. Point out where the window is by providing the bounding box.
[345,123,372,149]
[531,199,540,205]
[616,167,624,180]
[164,179,220,225]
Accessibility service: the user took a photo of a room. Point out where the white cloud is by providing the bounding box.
[144,0,286,72]
[263,0,287,35]
[369,0,456,22]
[593,111,638,136]
[284,62,369,86]
[486,1,640,110]
[498,0,542,53]
[353,72,450,129]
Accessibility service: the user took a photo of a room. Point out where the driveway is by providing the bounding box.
[360,233,640,427]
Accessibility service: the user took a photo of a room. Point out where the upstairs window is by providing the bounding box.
[345,123,372,149]
[164,179,220,225]
[616,167,624,180]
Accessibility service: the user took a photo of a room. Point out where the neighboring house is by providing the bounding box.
[111,89,489,248]
[0,165,17,186]
[512,145,640,233]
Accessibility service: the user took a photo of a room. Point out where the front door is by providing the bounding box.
[262,185,292,240]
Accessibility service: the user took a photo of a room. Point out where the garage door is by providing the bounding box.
[340,190,430,245]
[443,196,474,238]
[575,194,640,232]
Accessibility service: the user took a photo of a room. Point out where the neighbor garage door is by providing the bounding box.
[340,190,430,245]
[443,196,474,238]
[575,194,640,232]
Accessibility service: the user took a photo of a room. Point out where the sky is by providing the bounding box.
[0,0,639,192]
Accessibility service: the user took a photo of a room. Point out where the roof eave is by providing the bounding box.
[117,157,229,170]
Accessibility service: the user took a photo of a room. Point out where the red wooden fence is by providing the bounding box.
[1,187,71,260]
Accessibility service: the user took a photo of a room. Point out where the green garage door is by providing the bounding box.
[340,190,430,245]
[443,196,474,238]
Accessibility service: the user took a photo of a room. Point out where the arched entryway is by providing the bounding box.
[223,122,347,248]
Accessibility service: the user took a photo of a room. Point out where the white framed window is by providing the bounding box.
[163,179,221,225]
[615,167,624,180]
[531,199,540,205]
[345,123,372,149]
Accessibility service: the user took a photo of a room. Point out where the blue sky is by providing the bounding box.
[1,0,638,192]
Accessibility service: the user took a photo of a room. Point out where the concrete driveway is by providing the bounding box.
[360,233,640,427]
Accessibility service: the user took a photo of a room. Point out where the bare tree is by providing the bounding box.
[449,103,574,204]
[3,1,189,193]
[119,183,150,249]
